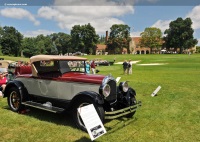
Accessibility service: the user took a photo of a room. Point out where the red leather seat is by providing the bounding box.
[14,66,32,75]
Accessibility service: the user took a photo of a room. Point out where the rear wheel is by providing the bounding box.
[73,97,105,132]
[7,87,24,112]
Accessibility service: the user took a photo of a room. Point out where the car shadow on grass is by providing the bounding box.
[74,136,91,142]
[29,108,73,124]
[3,106,76,129]
[3,105,138,135]
[104,117,138,134]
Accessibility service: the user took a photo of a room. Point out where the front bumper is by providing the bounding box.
[105,101,142,119]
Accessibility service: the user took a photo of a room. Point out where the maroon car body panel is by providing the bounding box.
[16,72,105,84]
[60,72,105,84]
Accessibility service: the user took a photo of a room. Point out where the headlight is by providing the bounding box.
[102,84,111,97]
[119,81,129,92]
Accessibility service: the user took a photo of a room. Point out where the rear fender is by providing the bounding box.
[3,80,28,101]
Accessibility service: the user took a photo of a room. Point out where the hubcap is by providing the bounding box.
[10,91,20,110]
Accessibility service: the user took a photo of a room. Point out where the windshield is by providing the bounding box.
[59,60,85,74]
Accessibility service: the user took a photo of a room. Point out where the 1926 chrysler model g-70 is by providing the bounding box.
[3,55,141,131]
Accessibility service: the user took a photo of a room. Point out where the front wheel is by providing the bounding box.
[72,97,105,132]
[7,87,24,112]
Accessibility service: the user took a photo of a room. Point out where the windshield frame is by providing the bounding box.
[59,60,86,74]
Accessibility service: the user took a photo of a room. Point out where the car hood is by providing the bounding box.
[60,72,106,84]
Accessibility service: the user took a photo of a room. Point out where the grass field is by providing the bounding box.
[0,54,200,142]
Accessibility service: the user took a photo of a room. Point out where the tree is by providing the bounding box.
[34,34,56,55]
[196,46,200,53]
[22,37,38,57]
[106,24,131,54]
[70,25,82,52]
[140,27,162,53]
[45,35,58,55]
[164,17,198,53]
[0,26,23,56]
[71,23,99,54]
[98,35,106,44]
[50,32,71,55]
[22,35,57,57]
[0,26,2,33]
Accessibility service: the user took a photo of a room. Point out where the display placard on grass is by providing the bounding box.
[78,104,107,141]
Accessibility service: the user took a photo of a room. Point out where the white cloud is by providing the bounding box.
[130,31,141,37]
[90,17,125,33]
[0,8,40,26]
[152,20,171,33]
[54,0,135,6]
[150,5,200,38]
[150,5,200,34]
[150,5,200,32]
[37,0,134,35]
[22,29,54,37]
[185,5,200,30]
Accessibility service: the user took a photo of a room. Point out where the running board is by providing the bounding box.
[22,101,65,113]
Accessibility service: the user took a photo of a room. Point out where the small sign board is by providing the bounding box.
[78,104,107,141]
[151,86,161,97]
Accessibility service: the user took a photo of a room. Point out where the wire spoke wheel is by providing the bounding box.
[10,91,20,110]
[7,87,24,112]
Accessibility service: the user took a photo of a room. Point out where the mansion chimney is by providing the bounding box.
[106,31,108,42]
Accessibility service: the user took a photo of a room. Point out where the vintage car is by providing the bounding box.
[0,60,16,81]
[94,59,114,66]
[3,55,141,131]
[0,60,15,72]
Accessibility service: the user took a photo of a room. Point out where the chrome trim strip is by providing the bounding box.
[105,101,142,119]
[22,101,64,113]
[22,102,57,113]
[102,74,116,85]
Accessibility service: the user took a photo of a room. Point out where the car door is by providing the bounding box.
[17,77,41,96]
[19,77,58,98]
[37,78,58,98]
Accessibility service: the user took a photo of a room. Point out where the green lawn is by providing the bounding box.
[0,54,200,142]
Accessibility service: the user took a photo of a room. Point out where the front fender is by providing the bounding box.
[69,91,104,107]
[127,87,136,96]
[3,80,26,99]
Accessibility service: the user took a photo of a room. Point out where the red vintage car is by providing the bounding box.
[3,55,141,131]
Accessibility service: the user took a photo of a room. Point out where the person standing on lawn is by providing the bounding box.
[90,60,96,74]
[128,59,132,74]
[86,61,90,74]
[122,60,128,74]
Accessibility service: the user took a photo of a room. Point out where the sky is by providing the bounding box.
[0,0,200,45]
